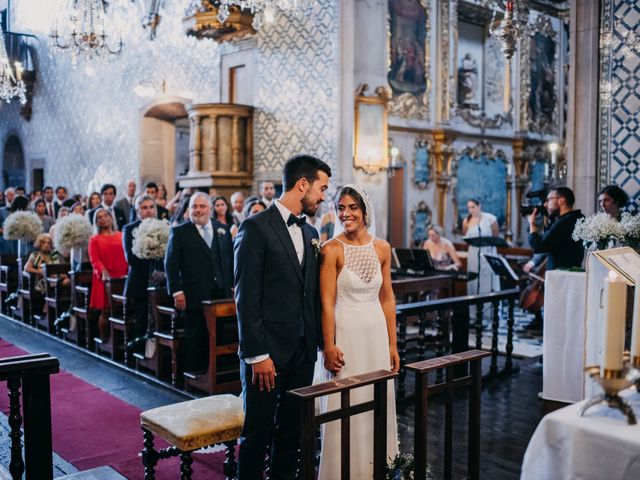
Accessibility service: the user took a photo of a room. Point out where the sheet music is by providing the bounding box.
[594,247,640,284]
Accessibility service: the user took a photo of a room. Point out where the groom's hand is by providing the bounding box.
[252,358,276,392]
[323,346,345,374]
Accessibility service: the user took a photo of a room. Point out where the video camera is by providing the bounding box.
[520,189,548,217]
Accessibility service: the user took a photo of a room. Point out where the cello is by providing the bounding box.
[519,258,547,315]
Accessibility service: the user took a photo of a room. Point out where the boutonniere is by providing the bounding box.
[216,227,227,237]
[311,238,323,257]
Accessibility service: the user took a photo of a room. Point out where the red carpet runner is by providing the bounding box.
[0,339,227,479]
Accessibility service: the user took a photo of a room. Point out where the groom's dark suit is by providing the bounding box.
[165,219,233,371]
[234,203,321,480]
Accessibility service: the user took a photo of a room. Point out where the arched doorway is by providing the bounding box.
[2,135,25,189]
[139,97,190,198]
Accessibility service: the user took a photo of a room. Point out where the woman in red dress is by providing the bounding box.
[88,208,128,340]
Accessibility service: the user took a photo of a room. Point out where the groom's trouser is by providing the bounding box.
[238,340,314,480]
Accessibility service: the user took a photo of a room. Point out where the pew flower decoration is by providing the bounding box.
[3,211,42,242]
[132,218,171,260]
[572,213,625,250]
[54,213,93,252]
[620,212,640,250]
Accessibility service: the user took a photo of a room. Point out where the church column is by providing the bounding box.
[433,129,454,227]
[208,115,218,172]
[188,113,202,172]
[231,115,240,173]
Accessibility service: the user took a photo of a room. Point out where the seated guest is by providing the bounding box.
[230,199,266,238]
[143,181,170,221]
[24,233,68,293]
[212,195,233,226]
[598,184,629,220]
[88,208,128,340]
[423,224,462,271]
[230,191,246,226]
[528,187,584,270]
[33,199,55,233]
[87,184,127,231]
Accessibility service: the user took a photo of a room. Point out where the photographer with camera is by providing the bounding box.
[528,187,584,270]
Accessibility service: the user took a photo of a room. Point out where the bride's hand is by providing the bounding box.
[389,345,400,373]
[323,346,345,374]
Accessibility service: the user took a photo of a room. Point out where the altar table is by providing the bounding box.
[542,270,587,402]
[521,389,640,480]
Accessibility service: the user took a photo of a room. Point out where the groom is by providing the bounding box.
[234,154,331,479]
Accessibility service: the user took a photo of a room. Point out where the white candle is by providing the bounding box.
[506,163,512,176]
[544,163,549,178]
[631,279,640,362]
[602,272,627,373]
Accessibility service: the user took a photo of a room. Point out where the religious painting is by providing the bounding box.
[413,138,431,189]
[387,0,429,119]
[454,151,507,230]
[411,201,432,247]
[354,89,389,174]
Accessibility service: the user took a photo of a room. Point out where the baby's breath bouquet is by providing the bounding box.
[3,211,42,242]
[620,212,640,250]
[54,214,93,252]
[132,218,171,260]
[572,213,625,250]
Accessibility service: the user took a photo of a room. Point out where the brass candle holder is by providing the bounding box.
[580,364,639,425]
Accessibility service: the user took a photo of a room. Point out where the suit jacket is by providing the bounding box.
[115,197,134,225]
[87,205,128,231]
[234,204,321,365]
[164,219,233,309]
[122,219,150,299]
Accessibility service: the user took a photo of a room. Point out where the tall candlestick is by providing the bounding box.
[602,272,627,374]
[632,280,640,364]
[544,163,549,178]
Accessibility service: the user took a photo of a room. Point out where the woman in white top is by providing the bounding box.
[462,198,500,295]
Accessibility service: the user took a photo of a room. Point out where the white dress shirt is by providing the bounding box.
[245,200,305,365]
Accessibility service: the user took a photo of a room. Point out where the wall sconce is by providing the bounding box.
[353,84,391,175]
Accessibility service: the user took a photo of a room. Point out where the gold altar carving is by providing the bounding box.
[179,103,254,195]
[438,0,454,124]
[432,129,455,227]
[183,1,255,43]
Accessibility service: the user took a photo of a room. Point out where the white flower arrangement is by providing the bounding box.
[54,213,93,252]
[132,218,171,260]
[572,213,625,250]
[620,212,640,249]
[3,211,42,242]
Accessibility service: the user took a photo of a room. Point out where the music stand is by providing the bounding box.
[463,236,509,294]
[483,254,519,289]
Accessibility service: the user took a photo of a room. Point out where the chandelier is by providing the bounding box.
[0,27,26,105]
[49,0,123,66]
[216,0,314,30]
[486,0,529,61]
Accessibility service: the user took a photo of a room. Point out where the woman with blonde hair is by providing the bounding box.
[422,224,462,271]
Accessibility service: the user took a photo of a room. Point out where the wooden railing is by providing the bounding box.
[396,288,520,399]
[289,369,398,480]
[0,353,59,480]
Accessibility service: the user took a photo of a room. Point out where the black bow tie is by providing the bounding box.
[287,214,306,227]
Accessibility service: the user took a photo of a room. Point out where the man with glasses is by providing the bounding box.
[528,186,584,270]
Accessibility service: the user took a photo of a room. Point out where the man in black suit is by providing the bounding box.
[234,154,331,479]
[122,194,157,350]
[143,181,170,221]
[164,192,233,372]
[86,183,127,231]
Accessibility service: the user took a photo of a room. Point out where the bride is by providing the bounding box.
[316,184,399,479]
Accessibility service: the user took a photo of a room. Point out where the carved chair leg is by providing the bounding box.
[223,440,238,479]
[142,428,158,480]
[180,451,193,480]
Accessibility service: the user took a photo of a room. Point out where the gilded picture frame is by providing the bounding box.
[354,88,390,174]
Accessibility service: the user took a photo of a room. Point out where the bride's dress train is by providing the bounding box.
[316,237,398,479]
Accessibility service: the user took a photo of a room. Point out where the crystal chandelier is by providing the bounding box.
[0,26,26,104]
[49,0,123,66]
[216,0,314,30]
[486,0,529,61]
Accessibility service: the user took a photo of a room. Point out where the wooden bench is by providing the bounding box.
[107,277,135,366]
[184,299,240,395]
[0,254,18,315]
[133,286,166,378]
[153,294,184,387]
[40,263,71,334]
[94,277,126,360]
[65,270,98,348]
[140,394,244,479]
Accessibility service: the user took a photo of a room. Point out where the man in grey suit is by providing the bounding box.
[115,179,137,224]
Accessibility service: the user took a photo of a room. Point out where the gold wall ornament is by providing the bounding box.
[386,0,431,120]
[453,107,512,132]
[353,84,391,175]
[183,1,255,42]
[438,0,455,124]
[432,129,455,227]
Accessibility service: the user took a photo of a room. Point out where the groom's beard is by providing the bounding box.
[301,193,321,217]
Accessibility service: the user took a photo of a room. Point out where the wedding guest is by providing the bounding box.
[86,184,127,231]
[30,189,42,205]
[54,186,68,212]
[156,183,168,208]
[87,192,101,210]
[48,207,70,240]
[423,224,462,271]
[598,184,629,220]
[143,181,170,220]
[230,191,246,226]
[320,206,336,242]
[42,186,57,219]
[115,178,136,223]
[462,198,500,294]
[24,233,66,294]
[33,199,55,233]
[70,202,85,215]
[15,187,26,197]
[166,187,193,216]
[88,208,128,340]
[230,199,266,238]
[259,180,276,207]
[212,195,233,226]
[170,195,191,226]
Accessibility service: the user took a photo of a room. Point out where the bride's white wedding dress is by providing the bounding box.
[317,237,399,479]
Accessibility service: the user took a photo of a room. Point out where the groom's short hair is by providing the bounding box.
[282,154,332,191]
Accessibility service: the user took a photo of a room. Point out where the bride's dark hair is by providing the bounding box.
[336,186,367,218]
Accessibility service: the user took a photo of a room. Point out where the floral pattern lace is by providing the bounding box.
[343,242,379,284]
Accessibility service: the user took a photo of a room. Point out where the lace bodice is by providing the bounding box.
[336,237,382,305]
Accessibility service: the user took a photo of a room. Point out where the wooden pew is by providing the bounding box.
[10,259,29,323]
[0,254,18,315]
[94,277,127,361]
[184,299,240,395]
[65,270,99,349]
[133,286,167,378]
[108,278,136,366]
[152,293,185,387]
[40,263,71,334]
